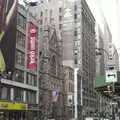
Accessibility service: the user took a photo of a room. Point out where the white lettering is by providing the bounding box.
[30,38,35,50]
[30,28,36,34]
[29,51,36,64]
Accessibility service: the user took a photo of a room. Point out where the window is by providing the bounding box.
[74,58,78,64]
[40,12,43,16]
[59,16,62,21]
[0,87,10,100]
[17,13,26,30]
[74,31,77,36]
[50,56,57,75]
[74,5,77,11]
[26,91,36,104]
[15,50,25,66]
[59,24,62,29]
[59,7,62,13]
[26,73,37,86]
[14,88,24,101]
[16,30,25,48]
[14,69,24,83]
[74,14,77,19]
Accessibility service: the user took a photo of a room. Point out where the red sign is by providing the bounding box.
[27,23,37,70]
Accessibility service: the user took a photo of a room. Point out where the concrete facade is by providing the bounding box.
[61,0,97,118]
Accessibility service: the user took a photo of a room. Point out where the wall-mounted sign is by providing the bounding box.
[105,70,117,83]
[0,101,28,110]
[27,23,37,70]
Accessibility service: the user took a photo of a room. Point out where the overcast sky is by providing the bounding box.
[86,0,120,50]
[19,0,120,49]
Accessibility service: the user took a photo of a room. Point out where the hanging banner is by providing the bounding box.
[27,23,37,70]
[52,89,60,103]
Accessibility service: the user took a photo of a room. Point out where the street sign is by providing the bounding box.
[105,70,117,83]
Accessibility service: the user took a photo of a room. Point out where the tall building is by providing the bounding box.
[62,0,97,118]
[28,1,65,120]
[0,4,40,120]
[95,23,105,75]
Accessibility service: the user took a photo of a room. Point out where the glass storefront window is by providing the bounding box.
[26,73,37,86]
[14,88,24,101]
[26,91,36,104]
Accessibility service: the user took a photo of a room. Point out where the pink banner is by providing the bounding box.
[27,23,37,70]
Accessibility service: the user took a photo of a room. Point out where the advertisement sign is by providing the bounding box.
[105,70,117,83]
[0,0,18,72]
[52,89,59,103]
[27,23,37,70]
[67,94,73,106]
[0,101,28,110]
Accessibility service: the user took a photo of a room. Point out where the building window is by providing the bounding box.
[17,13,26,30]
[74,31,77,36]
[15,50,25,66]
[40,11,43,16]
[26,91,36,104]
[59,24,62,29]
[74,14,77,19]
[74,5,77,11]
[59,16,62,21]
[14,69,24,83]
[26,73,37,86]
[0,87,10,100]
[16,30,25,48]
[74,58,78,64]
[50,56,57,75]
[59,7,62,13]
[14,88,24,101]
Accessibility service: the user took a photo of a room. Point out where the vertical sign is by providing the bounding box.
[27,23,37,70]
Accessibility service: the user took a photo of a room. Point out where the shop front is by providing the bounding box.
[0,100,28,120]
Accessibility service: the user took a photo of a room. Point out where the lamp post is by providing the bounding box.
[74,68,79,120]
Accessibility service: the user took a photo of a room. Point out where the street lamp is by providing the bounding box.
[74,68,79,119]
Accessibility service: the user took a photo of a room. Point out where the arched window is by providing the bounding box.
[50,55,57,75]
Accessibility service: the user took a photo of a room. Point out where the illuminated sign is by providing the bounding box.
[27,23,37,70]
[0,101,28,110]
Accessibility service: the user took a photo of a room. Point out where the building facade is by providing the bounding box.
[63,65,74,119]
[61,0,97,118]
[0,4,40,120]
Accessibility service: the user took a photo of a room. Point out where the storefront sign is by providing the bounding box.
[27,23,37,70]
[0,101,28,110]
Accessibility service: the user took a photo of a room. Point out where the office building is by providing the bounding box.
[62,0,97,118]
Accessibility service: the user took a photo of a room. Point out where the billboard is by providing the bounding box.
[0,0,18,72]
[27,23,37,70]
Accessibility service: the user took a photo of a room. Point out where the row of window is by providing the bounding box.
[13,69,37,86]
[0,87,36,104]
